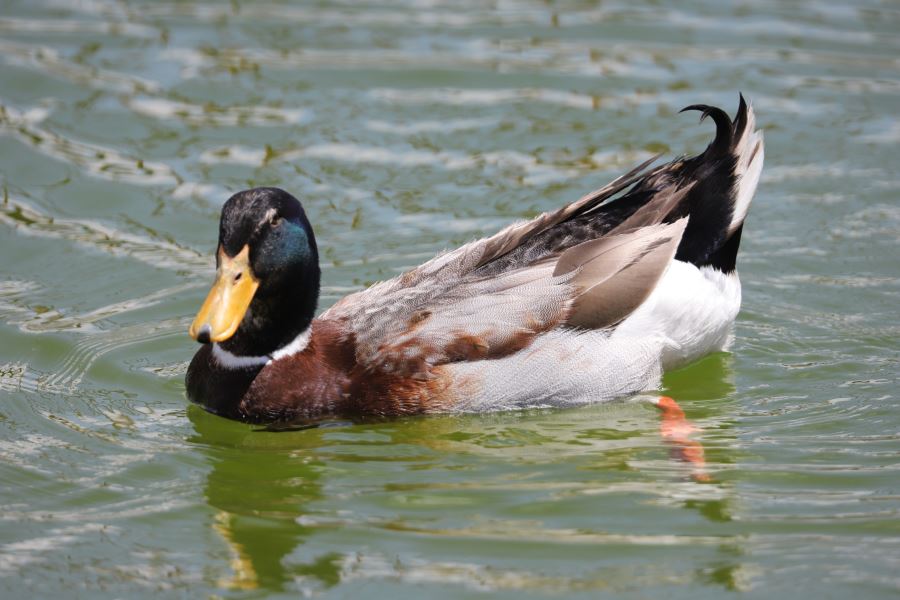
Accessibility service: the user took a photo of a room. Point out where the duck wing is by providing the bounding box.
[322,155,661,321]
[326,218,686,378]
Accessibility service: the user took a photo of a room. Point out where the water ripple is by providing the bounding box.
[0,194,209,272]
[0,39,161,94]
[126,96,313,128]
[0,102,176,185]
[0,0,898,596]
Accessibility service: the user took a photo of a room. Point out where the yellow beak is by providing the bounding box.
[189,245,259,343]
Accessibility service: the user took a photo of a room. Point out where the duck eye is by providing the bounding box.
[271,216,283,227]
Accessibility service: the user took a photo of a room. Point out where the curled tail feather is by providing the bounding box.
[626,94,763,272]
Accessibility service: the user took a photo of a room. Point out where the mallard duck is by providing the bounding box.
[186,96,763,424]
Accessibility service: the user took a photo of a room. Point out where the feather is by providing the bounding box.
[472,154,662,269]
[679,103,733,154]
[555,218,688,328]
[609,182,695,233]
[357,261,575,376]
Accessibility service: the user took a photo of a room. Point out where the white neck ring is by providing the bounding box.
[211,327,312,370]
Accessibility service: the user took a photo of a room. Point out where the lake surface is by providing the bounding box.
[1,0,898,597]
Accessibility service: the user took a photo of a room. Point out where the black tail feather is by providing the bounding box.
[679,103,734,155]
[732,92,749,142]
[704,224,743,273]
[664,95,754,272]
[475,95,757,277]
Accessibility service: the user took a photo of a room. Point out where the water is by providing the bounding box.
[1,0,898,597]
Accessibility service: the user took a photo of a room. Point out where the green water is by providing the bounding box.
[1,0,898,597]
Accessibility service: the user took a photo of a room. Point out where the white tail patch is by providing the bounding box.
[730,102,764,234]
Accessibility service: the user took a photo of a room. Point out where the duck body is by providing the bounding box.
[186,97,764,424]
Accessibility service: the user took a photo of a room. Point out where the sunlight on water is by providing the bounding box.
[0,0,898,597]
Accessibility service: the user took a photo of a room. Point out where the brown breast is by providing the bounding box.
[238,319,355,422]
[238,319,459,423]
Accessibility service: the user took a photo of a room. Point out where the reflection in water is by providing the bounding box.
[656,395,710,482]
[658,352,739,484]
[187,352,742,594]
[188,406,338,592]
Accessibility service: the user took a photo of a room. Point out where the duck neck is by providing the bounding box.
[218,271,320,360]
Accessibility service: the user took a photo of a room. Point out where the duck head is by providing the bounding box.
[189,187,320,357]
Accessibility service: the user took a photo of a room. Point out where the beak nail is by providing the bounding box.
[196,324,211,344]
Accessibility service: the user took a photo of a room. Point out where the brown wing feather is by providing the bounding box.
[321,156,663,344]
[355,261,575,377]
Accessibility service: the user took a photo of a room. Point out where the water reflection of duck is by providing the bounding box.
[190,363,741,594]
[186,96,763,425]
[188,405,335,592]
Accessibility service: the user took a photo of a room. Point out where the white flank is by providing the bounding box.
[444,329,668,413]
[442,260,742,413]
[211,327,312,369]
[730,102,764,234]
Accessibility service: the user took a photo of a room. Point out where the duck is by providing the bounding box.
[186,95,763,424]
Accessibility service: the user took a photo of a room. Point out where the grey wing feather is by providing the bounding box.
[555,218,688,328]
[610,182,694,233]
